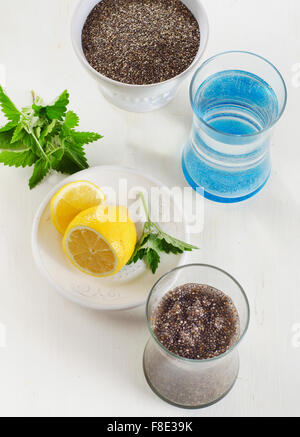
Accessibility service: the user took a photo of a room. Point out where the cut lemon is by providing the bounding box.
[63,205,137,277]
[51,181,105,234]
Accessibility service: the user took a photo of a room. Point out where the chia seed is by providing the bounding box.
[81,0,200,85]
[153,283,240,360]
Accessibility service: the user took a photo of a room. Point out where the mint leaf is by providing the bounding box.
[128,233,161,273]
[46,90,69,121]
[52,153,83,175]
[130,248,147,264]
[0,130,14,148]
[0,86,20,123]
[33,90,69,122]
[0,150,37,168]
[157,232,198,254]
[22,133,39,155]
[46,151,64,177]
[11,124,25,143]
[0,88,102,188]
[68,131,103,146]
[40,119,57,141]
[29,159,51,189]
[0,130,26,150]
[128,193,198,274]
[129,232,149,263]
[64,140,89,170]
[147,249,161,274]
[0,121,18,133]
[142,234,161,273]
[49,148,64,167]
[64,111,79,129]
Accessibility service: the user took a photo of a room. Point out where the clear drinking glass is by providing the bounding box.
[143,264,250,409]
[182,51,287,203]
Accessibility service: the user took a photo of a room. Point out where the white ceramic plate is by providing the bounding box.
[32,166,189,310]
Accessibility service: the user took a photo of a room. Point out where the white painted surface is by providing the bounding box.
[0,0,299,417]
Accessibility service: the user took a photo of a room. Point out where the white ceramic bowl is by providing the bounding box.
[32,166,190,311]
[71,0,209,112]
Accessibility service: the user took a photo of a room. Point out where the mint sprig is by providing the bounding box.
[0,86,21,123]
[0,87,103,189]
[128,193,198,274]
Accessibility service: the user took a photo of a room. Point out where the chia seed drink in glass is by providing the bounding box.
[143,264,250,409]
[182,51,287,203]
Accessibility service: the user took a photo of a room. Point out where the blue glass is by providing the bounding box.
[182,52,287,203]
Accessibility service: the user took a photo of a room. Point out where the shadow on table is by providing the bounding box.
[84,305,155,399]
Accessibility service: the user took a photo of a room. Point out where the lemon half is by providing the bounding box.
[51,181,105,234]
[63,205,137,277]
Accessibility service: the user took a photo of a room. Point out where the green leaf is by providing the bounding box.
[128,234,161,273]
[32,104,43,116]
[49,148,64,168]
[0,121,18,133]
[64,140,89,170]
[11,124,25,143]
[53,148,64,160]
[40,119,57,142]
[32,90,69,121]
[0,130,21,149]
[146,248,161,274]
[128,192,198,274]
[132,248,147,264]
[52,153,82,175]
[46,90,69,121]
[29,159,51,189]
[0,149,37,168]
[129,234,161,273]
[0,129,28,151]
[0,86,21,123]
[68,131,102,146]
[0,88,102,188]
[64,111,79,129]
[22,133,44,158]
[128,232,149,265]
[156,238,183,255]
[157,231,198,254]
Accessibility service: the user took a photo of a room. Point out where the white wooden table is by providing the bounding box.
[0,0,299,417]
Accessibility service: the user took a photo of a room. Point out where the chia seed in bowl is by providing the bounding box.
[81,0,201,85]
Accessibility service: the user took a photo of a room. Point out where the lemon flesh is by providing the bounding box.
[51,181,105,234]
[63,205,137,277]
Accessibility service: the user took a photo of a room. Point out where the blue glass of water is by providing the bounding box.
[182,51,287,203]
